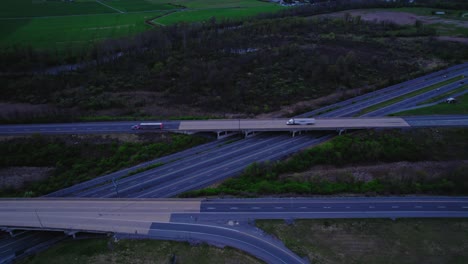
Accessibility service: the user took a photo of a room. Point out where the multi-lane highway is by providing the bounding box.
[1,197,467,264]
[1,63,468,263]
[2,115,468,136]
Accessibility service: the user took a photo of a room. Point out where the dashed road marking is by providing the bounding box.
[207,207,216,210]
[230,207,238,210]
[299,206,307,209]
[415,206,423,208]
[252,207,260,210]
[391,206,399,208]
[275,207,283,209]
[437,206,446,209]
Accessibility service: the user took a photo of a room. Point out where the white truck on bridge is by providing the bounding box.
[132,122,164,130]
[286,118,315,125]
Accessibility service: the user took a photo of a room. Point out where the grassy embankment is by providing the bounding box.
[396,91,468,115]
[0,133,207,197]
[257,218,468,264]
[17,238,262,264]
[356,75,464,115]
[16,219,468,264]
[182,128,468,197]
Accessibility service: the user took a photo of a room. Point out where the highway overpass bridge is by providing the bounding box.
[1,115,468,138]
[1,197,468,264]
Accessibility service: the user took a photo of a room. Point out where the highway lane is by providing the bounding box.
[147,222,306,264]
[404,115,468,127]
[2,64,468,262]
[1,197,467,263]
[320,74,468,118]
[364,78,467,116]
[74,133,292,197]
[296,63,468,118]
[46,136,238,197]
[133,134,332,198]
[0,121,180,135]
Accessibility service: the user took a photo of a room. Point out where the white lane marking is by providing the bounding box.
[299,206,307,209]
[415,206,423,208]
[437,206,446,209]
[230,207,238,210]
[346,206,351,209]
[462,206,468,209]
[251,207,260,210]
[369,206,375,209]
[207,207,216,210]
[275,207,283,209]
[392,206,399,208]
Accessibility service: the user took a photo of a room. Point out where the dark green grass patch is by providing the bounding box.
[0,0,115,18]
[18,238,262,264]
[0,11,166,51]
[396,92,468,115]
[257,218,468,264]
[101,0,177,12]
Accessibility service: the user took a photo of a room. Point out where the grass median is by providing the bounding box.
[356,75,464,115]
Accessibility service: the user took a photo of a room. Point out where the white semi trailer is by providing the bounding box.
[286,118,315,125]
[131,122,164,130]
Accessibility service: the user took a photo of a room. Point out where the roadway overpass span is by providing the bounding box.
[2,197,468,263]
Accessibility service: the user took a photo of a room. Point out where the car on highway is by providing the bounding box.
[446,97,457,104]
[131,125,140,130]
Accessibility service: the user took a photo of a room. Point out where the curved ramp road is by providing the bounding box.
[2,63,468,262]
[1,197,467,264]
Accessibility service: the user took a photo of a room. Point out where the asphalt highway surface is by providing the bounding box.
[2,64,468,263]
[1,197,467,264]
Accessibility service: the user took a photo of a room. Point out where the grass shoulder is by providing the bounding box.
[17,237,262,264]
[394,91,468,115]
[256,218,468,264]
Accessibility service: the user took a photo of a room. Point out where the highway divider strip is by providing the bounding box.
[356,75,464,116]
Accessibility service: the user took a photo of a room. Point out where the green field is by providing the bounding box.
[0,0,113,18]
[18,238,262,264]
[257,218,468,264]
[0,0,284,51]
[395,91,468,115]
[155,5,284,25]
[0,11,165,51]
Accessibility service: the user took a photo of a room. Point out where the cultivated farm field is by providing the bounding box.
[0,0,284,51]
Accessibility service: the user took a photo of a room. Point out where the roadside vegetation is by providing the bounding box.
[17,238,262,264]
[0,133,207,197]
[256,218,468,264]
[395,92,468,115]
[182,128,468,197]
[4,7,468,122]
[356,76,465,115]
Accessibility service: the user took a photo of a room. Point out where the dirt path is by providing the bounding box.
[320,10,468,28]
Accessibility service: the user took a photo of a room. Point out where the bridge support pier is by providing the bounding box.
[65,231,77,239]
[291,130,303,137]
[216,131,239,140]
[243,130,257,138]
[2,228,16,237]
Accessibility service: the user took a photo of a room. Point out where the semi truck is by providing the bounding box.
[286,118,315,125]
[131,122,164,130]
